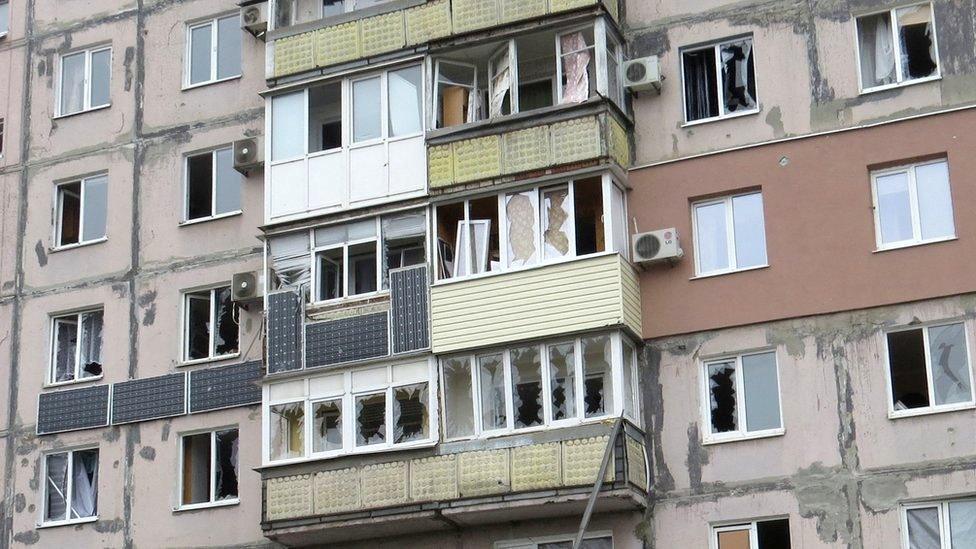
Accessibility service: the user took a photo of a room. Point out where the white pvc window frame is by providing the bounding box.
[310,217,381,304]
[709,517,790,549]
[39,447,99,528]
[679,35,759,126]
[870,158,956,251]
[261,358,438,467]
[700,349,784,445]
[883,320,976,419]
[184,13,242,89]
[176,427,240,511]
[854,2,942,95]
[439,331,639,443]
[180,285,240,365]
[47,309,104,387]
[182,146,242,224]
[56,45,112,117]
[691,191,768,278]
[0,0,9,38]
[900,499,976,549]
[495,531,614,549]
[431,59,478,129]
[54,174,109,250]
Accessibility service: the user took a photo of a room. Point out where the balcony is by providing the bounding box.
[261,419,647,545]
[269,0,620,80]
[430,253,640,354]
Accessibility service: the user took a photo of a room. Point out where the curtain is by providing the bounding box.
[269,232,311,290]
[80,312,103,377]
[875,16,895,84]
[70,452,97,519]
[560,32,591,104]
[683,50,714,120]
[907,507,942,549]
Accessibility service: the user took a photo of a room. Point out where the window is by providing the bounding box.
[682,36,757,124]
[702,351,782,443]
[185,148,242,222]
[886,322,973,416]
[441,332,639,440]
[43,448,99,525]
[857,3,939,92]
[265,360,434,463]
[49,310,103,385]
[272,0,396,29]
[186,14,242,88]
[692,191,767,277]
[58,46,111,116]
[495,533,613,549]
[903,499,976,549]
[0,0,8,37]
[183,286,239,362]
[712,518,791,549]
[872,159,955,250]
[180,429,239,509]
[436,176,627,281]
[55,174,108,248]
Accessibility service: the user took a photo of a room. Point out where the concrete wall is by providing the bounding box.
[643,294,976,547]
[626,0,976,164]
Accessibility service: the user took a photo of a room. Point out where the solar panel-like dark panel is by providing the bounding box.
[305,312,389,368]
[267,290,303,374]
[37,385,110,435]
[390,265,430,354]
[189,361,263,413]
[112,373,186,424]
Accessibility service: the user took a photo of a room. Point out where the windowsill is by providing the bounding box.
[859,75,942,96]
[50,237,108,253]
[37,516,98,529]
[262,437,437,469]
[432,251,619,288]
[179,352,241,368]
[873,236,956,253]
[182,74,243,92]
[702,428,785,446]
[309,290,390,310]
[173,499,240,513]
[681,108,760,129]
[690,264,769,281]
[44,375,104,389]
[179,210,243,227]
[53,103,111,120]
[888,402,975,420]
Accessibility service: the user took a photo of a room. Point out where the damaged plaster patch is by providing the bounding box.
[138,446,156,461]
[123,47,136,91]
[161,420,171,441]
[686,423,709,494]
[859,474,909,514]
[14,493,26,513]
[138,289,157,326]
[34,241,47,267]
[13,530,40,545]
[764,322,806,358]
[103,426,121,442]
[93,518,125,533]
[793,463,858,545]
[765,106,785,138]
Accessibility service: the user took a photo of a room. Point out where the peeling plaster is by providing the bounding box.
[138,446,156,461]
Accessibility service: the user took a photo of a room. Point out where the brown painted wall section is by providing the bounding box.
[631,108,976,339]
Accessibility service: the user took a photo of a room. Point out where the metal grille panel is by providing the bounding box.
[189,361,262,413]
[305,313,389,368]
[268,290,303,374]
[37,385,110,435]
[112,373,186,424]
[390,265,430,354]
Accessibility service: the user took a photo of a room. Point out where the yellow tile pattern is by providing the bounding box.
[602,0,619,21]
[551,116,602,165]
[626,436,649,492]
[273,33,315,78]
[500,0,548,23]
[511,442,561,492]
[609,116,631,168]
[361,12,406,58]
[453,135,502,184]
[265,474,313,521]
[502,125,551,175]
[313,468,361,515]
[405,0,452,46]
[427,143,456,189]
[550,0,597,13]
[562,435,614,486]
[619,255,643,337]
[452,0,499,34]
[361,461,409,508]
[458,449,510,497]
[316,22,361,67]
[410,454,458,502]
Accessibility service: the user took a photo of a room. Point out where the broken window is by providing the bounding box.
[269,232,312,290]
[887,322,973,414]
[183,286,239,362]
[435,61,479,128]
[436,198,500,279]
[478,353,507,432]
[186,14,241,87]
[309,81,343,153]
[506,190,540,268]
[51,310,103,384]
[393,383,428,443]
[558,28,595,104]
[356,392,386,446]
[59,46,111,116]
[489,43,515,117]
[314,219,379,301]
[573,177,605,256]
[693,191,767,276]
[270,402,305,461]
[43,448,98,524]
[904,499,976,549]
[511,346,543,429]
[704,351,782,440]
[312,399,342,452]
[442,357,475,439]
[872,159,954,249]
[382,211,426,288]
[273,0,396,28]
[548,342,576,421]
[180,429,239,508]
[516,33,556,111]
[714,518,791,549]
[56,175,108,248]
[857,3,939,91]
[186,147,241,221]
[582,335,613,418]
[682,36,756,123]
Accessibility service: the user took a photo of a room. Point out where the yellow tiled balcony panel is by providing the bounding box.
[430,253,641,354]
[271,0,619,79]
[262,421,647,536]
[428,112,631,192]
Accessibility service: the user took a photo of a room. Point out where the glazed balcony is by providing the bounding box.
[261,419,647,545]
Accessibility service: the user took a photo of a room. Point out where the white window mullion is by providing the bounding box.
[503,350,515,431]
[567,180,578,257]
[385,385,394,447]
[462,200,472,276]
[78,178,88,244]
[890,10,904,84]
[725,196,737,270]
[554,33,565,104]
[736,356,748,434]
[498,194,509,267]
[594,18,609,98]
[713,44,725,117]
[65,451,74,520]
[921,327,938,407]
[574,338,585,424]
[342,245,350,298]
[83,51,92,111]
[210,151,218,218]
[907,166,923,242]
[540,343,553,425]
[469,354,482,437]
[210,19,219,82]
[209,432,217,503]
[208,288,218,358]
[509,39,520,114]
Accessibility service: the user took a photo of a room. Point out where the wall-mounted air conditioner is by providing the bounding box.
[233,137,264,175]
[633,229,682,264]
[242,2,268,41]
[623,56,662,93]
[232,271,264,304]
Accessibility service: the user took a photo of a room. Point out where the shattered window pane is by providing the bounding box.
[79,311,102,378]
[182,433,211,505]
[53,316,79,383]
[511,346,543,429]
[270,402,305,461]
[887,329,930,410]
[393,383,428,443]
[69,449,98,519]
[313,399,343,452]
[559,30,594,104]
[907,507,942,549]
[548,342,576,421]
[442,357,474,439]
[45,453,69,521]
[215,429,239,501]
[582,335,613,418]
[489,45,512,117]
[928,323,972,406]
[356,393,386,446]
[213,286,239,356]
[707,361,738,433]
[719,39,756,114]
[506,191,539,268]
[478,354,507,431]
[542,186,571,259]
[896,4,938,80]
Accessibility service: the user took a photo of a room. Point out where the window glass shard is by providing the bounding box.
[79,311,103,378]
[270,402,305,461]
[479,354,507,431]
[215,429,239,500]
[313,399,343,452]
[720,39,755,113]
[928,323,972,406]
[393,383,428,443]
[356,392,386,446]
[708,361,738,433]
[511,346,543,429]
[548,342,577,421]
[582,335,613,417]
[54,316,79,382]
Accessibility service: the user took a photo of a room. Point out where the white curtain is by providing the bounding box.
[269,232,311,290]
[70,453,97,519]
[875,16,895,84]
[560,33,591,104]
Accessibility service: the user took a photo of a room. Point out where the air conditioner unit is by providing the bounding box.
[633,229,682,264]
[623,56,662,93]
[232,271,264,303]
[241,3,268,41]
[233,137,264,175]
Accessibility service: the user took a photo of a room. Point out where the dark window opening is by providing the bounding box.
[757,518,792,549]
[187,153,214,221]
[215,429,239,500]
[185,287,238,361]
[708,362,738,433]
[583,375,606,416]
[900,21,937,79]
[318,248,344,300]
[888,329,930,409]
[356,393,385,446]
[186,292,211,361]
[436,202,464,279]
[58,182,82,246]
[348,241,377,295]
[182,433,211,505]
[573,177,605,255]
[683,48,718,121]
[213,287,239,356]
[394,383,428,443]
[309,82,342,153]
[511,346,543,429]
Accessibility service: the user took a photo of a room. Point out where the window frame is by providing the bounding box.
[180,285,241,365]
[709,517,791,549]
[854,2,942,95]
[47,308,104,387]
[184,13,243,90]
[0,0,9,39]
[56,45,112,118]
[310,218,382,304]
[679,34,760,126]
[439,331,639,443]
[494,531,614,549]
[53,174,109,251]
[39,447,100,528]
[900,498,976,549]
[262,358,438,466]
[175,427,240,512]
[691,191,768,278]
[870,159,956,251]
[181,146,243,225]
[883,320,976,419]
[700,349,784,445]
